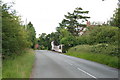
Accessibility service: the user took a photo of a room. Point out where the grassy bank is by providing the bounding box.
[66,45,119,68]
[2,49,35,78]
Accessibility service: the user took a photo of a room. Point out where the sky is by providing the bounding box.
[3,0,118,38]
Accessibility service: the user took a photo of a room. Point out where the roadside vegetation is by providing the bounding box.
[2,2,36,78]
[66,25,119,68]
[66,45,118,68]
[2,3,37,58]
[65,25,119,68]
[2,49,35,78]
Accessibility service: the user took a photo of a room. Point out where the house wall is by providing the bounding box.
[51,41,62,53]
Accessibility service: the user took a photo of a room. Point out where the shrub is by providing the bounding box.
[88,26,118,44]
[91,44,119,56]
[60,36,77,52]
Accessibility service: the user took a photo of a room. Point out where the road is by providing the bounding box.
[31,50,119,78]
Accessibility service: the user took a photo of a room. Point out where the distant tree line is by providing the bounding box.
[2,3,36,58]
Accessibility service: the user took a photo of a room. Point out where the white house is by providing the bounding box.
[51,41,62,53]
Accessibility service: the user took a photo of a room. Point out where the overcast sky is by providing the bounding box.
[3,0,118,37]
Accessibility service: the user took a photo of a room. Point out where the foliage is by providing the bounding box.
[91,44,119,56]
[26,22,37,49]
[60,36,77,53]
[38,32,60,50]
[77,26,118,45]
[2,3,36,58]
[38,33,47,50]
[57,25,118,52]
[109,8,120,28]
[48,7,90,52]
[57,7,90,36]
[76,35,89,45]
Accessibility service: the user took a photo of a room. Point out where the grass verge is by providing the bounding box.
[66,45,119,69]
[2,49,35,78]
[0,56,2,79]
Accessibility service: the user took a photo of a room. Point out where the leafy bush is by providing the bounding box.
[2,3,36,58]
[91,44,119,56]
[87,26,118,44]
[68,43,119,57]
[76,35,90,44]
[60,36,77,52]
[76,26,118,45]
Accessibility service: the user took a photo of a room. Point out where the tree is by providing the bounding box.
[38,33,47,49]
[58,7,90,36]
[2,3,31,57]
[109,8,120,27]
[78,26,119,45]
[38,32,61,50]
[26,22,36,48]
[60,35,77,53]
[55,7,90,52]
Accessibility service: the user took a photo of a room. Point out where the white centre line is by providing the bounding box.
[77,68,97,79]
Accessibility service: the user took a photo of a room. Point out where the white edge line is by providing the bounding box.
[77,68,97,79]
[64,61,97,79]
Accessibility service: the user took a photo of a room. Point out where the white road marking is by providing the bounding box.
[77,68,97,79]
[63,57,97,79]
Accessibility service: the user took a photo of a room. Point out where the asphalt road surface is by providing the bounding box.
[31,50,119,78]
